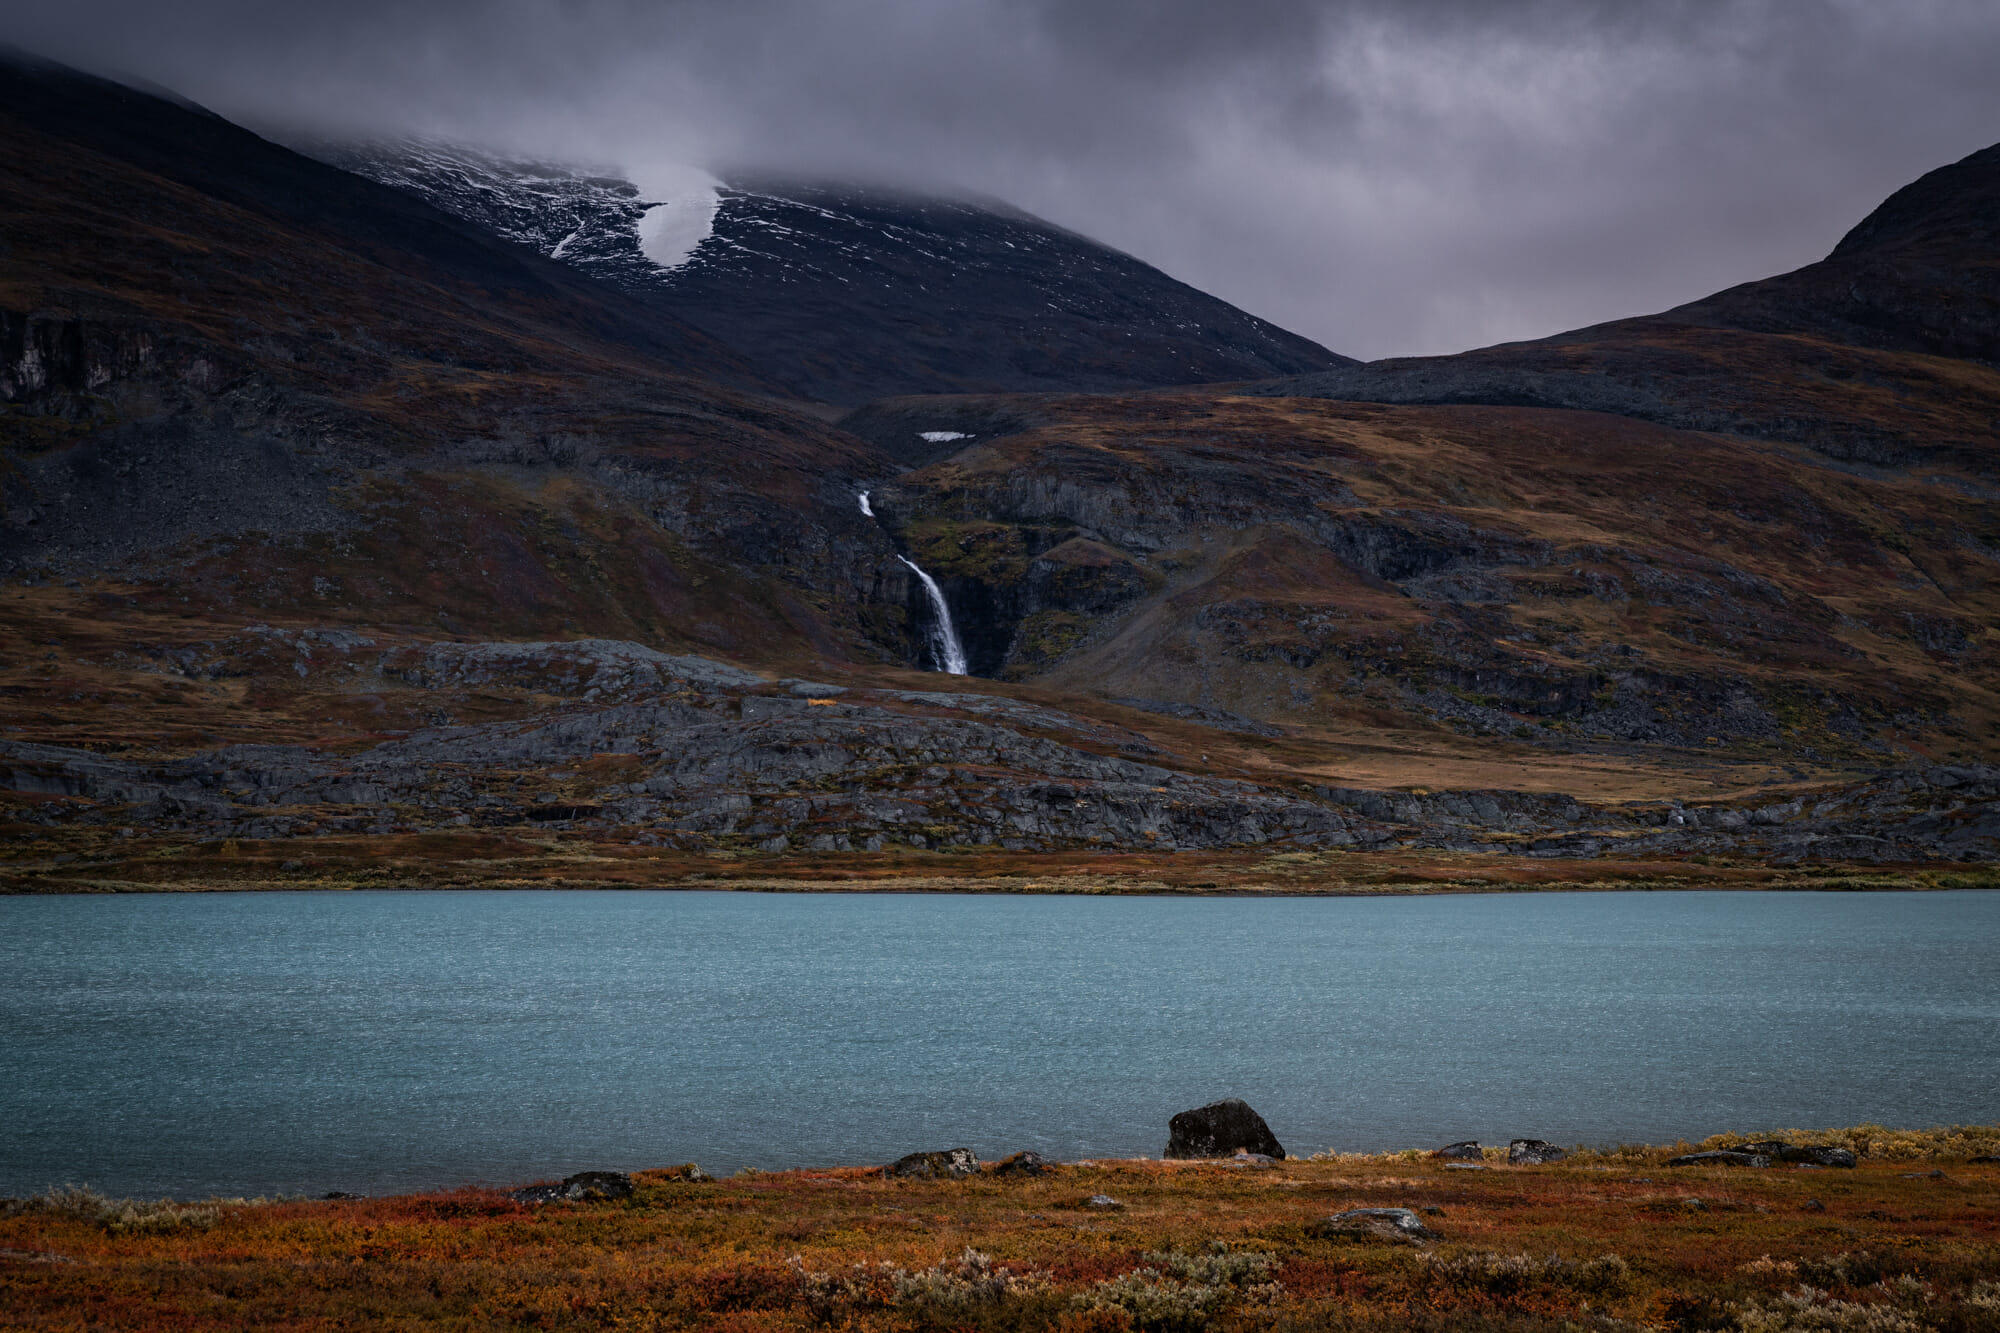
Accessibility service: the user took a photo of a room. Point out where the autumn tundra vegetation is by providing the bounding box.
[3,1124,1998,1330]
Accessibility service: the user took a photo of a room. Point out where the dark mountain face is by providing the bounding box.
[0,56,774,387]
[1830,142,2000,266]
[1244,142,2000,473]
[1666,141,2000,364]
[305,141,1352,404]
[0,52,920,665]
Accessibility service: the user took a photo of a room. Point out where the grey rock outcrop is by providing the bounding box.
[2,632,1996,865]
[511,1170,635,1203]
[1433,1141,1483,1161]
[1692,1141,1857,1168]
[1667,1150,1772,1169]
[1780,1143,1858,1168]
[1320,1207,1434,1241]
[1508,1139,1568,1165]
[888,1149,980,1179]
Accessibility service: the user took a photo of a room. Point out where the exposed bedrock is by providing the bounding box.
[863,452,1931,758]
[1,638,1993,861]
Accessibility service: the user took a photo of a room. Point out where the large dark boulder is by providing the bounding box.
[1164,1098,1285,1159]
[1433,1141,1483,1161]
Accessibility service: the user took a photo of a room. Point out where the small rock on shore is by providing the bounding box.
[992,1151,1052,1177]
[1668,1150,1772,1168]
[511,1171,635,1203]
[1508,1139,1568,1165]
[888,1148,980,1179]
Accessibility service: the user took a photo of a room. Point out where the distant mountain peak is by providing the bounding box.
[301,139,1353,403]
[1829,140,2000,260]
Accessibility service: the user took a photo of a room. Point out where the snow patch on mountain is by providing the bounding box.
[631,163,722,271]
[299,138,720,283]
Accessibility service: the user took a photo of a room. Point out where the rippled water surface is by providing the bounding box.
[4,889,1996,1197]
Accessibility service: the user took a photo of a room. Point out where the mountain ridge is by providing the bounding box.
[1241,142,2000,472]
[307,138,1353,404]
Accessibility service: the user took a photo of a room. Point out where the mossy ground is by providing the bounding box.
[3,1129,1996,1330]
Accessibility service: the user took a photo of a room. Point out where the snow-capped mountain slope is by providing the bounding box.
[304,141,1352,403]
[304,141,686,292]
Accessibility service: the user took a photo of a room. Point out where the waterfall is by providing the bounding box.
[897,556,968,675]
[858,490,967,675]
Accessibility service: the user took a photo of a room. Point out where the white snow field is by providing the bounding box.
[631,163,723,271]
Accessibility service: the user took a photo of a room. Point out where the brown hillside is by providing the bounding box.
[1,56,1994,876]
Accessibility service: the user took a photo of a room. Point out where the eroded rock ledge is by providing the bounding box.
[3,636,1994,865]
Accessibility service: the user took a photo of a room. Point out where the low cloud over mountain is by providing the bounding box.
[10,0,2000,358]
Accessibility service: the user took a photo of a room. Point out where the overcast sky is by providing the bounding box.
[8,0,1999,359]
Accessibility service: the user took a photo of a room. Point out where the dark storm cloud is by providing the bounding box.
[7,0,2000,358]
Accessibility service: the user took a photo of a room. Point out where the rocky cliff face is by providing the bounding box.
[860,394,1995,770]
[2,635,1991,863]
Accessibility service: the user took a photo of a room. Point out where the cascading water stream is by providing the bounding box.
[860,491,967,675]
[896,557,968,675]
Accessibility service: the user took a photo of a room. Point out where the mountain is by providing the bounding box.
[0,50,918,661]
[0,52,1994,884]
[1240,143,2000,475]
[843,148,1998,785]
[306,140,1352,404]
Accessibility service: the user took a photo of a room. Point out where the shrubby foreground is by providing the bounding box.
[3,1126,1997,1330]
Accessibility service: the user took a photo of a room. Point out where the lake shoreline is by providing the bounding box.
[5,1127,1997,1331]
[14,1123,2000,1204]
[6,831,1996,896]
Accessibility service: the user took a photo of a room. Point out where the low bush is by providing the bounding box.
[13,1184,220,1234]
[791,1247,1050,1323]
[1421,1250,1632,1297]
[1073,1245,1282,1333]
[1699,1124,2000,1162]
[1732,1285,1926,1333]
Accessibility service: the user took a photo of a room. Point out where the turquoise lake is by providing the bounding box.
[3,889,1996,1198]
